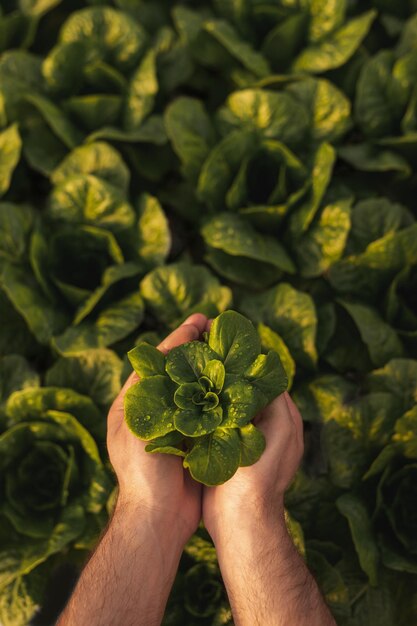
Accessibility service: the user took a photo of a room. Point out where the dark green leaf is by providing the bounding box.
[164,96,215,182]
[209,310,260,375]
[0,124,22,197]
[286,77,351,143]
[45,350,123,409]
[52,142,130,193]
[166,341,219,384]
[145,431,185,457]
[241,283,318,369]
[0,202,33,264]
[136,194,171,268]
[257,323,295,390]
[328,224,417,299]
[295,199,352,277]
[123,49,158,131]
[59,7,148,73]
[0,355,39,412]
[337,493,380,585]
[338,143,411,175]
[289,142,336,237]
[48,175,135,233]
[140,262,232,329]
[174,405,222,437]
[184,428,241,485]
[124,375,176,440]
[293,11,377,73]
[339,300,404,367]
[221,375,263,427]
[128,342,165,378]
[203,19,270,78]
[223,88,310,147]
[238,423,265,466]
[52,291,144,354]
[1,263,68,345]
[202,360,225,394]
[202,213,295,288]
[244,350,287,402]
[24,93,83,149]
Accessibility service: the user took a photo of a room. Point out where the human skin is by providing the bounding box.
[57,313,336,626]
[57,313,208,626]
[203,319,336,626]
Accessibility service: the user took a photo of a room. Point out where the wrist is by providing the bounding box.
[112,497,187,556]
[206,495,286,547]
[213,507,288,554]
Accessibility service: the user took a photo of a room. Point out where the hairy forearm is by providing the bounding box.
[57,503,183,626]
[214,513,336,626]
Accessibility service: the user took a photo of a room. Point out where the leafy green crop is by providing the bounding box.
[0,386,111,600]
[125,310,287,485]
[1,0,417,623]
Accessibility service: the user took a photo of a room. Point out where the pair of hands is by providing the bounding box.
[107,313,304,549]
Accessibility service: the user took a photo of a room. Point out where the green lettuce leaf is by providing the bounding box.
[124,375,177,440]
[52,291,144,355]
[140,262,232,329]
[183,427,241,486]
[208,310,260,375]
[48,175,135,234]
[293,11,377,73]
[295,198,352,277]
[135,194,171,268]
[338,299,404,367]
[123,49,158,131]
[51,142,130,193]
[0,124,22,197]
[1,263,69,345]
[241,283,318,369]
[164,96,215,182]
[0,355,39,420]
[257,323,295,390]
[128,342,165,379]
[45,350,123,410]
[0,202,33,265]
[221,88,310,148]
[59,7,148,73]
[202,212,295,288]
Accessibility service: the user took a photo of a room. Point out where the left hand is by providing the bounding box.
[107,313,208,547]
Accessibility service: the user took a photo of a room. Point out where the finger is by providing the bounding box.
[254,393,295,449]
[205,318,213,332]
[109,322,203,426]
[122,317,206,391]
[157,322,201,354]
[284,392,304,452]
[182,313,208,335]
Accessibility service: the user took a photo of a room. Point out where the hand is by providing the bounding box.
[201,371,334,626]
[203,352,304,543]
[107,313,208,546]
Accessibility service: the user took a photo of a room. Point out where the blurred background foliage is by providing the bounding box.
[1,0,417,623]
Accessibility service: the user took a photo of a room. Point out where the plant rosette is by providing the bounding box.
[124,310,288,485]
[363,406,417,574]
[0,387,112,591]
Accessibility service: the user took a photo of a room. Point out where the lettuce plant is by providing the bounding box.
[0,387,111,593]
[1,0,417,623]
[334,405,417,585]
[366,409,417,574]
[124,311,287,485]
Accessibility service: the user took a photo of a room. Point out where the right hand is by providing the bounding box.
[202,390,304,544]
[107,313,208,547]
